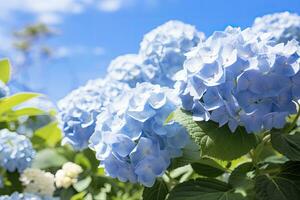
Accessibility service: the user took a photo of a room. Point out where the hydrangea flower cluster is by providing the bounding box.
[0,80,9,98]
[0,193,58,200]
[139,20,205,86]
[107,54,146,87]
[0,129,35,172]
[55,162,83,188]
[175,26,300,133]
[20,168,56,196]
[107,20,204,88]
[89,83,189,187]
[252,12,300,44]
[58,78,130,150]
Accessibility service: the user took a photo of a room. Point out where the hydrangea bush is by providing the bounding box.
[1,11,300,200]
[89,83,189,187]
[0,129,35,172]
[108,20,205,87]
[58,78,130,150]
[252,12,300,44]
[175,26,300,133]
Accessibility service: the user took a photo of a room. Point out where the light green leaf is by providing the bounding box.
[32,148,67,169]
[71,192,87,200]
[0,58,11,83]
[173,109,258,160]
[73,176,92,192]
[34,121,62,147]
[75,153,92,170]
[191,157,227,178]
[167,178,245,200]
[0,93,40,114]
[143,179,169,200]
[0,107,46,122]
[255,174,300,200]
[271,131,300,161]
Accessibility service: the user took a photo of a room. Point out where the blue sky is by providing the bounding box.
[1,0,300,100]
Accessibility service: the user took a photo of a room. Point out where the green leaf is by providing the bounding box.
[75,153,92,170]
[271,131,300,161]
[59,188,77,200]
[0,58,11,83]
[32,148,67,169]
[229,162,255,191]
[278,161,300,190]
[173,109,258,160]
[0,93,40,114]
[170,140,200,169]
[143,179,169,200]
[191,158,227,178]
[255,174,300,200]
[71,192,87,200]
[73,176,92,192]
[167,178,245,200]
[0,107,46,122]
[34,121,62,147]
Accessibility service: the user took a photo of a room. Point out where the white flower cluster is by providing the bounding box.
[55,162,83,189]
[20,168,55,196]
[252,12,300,43]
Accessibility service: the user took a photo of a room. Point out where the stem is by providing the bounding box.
[164,171,178,189]
[249,133,271,175]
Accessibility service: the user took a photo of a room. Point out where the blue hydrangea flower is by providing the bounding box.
[107,54,146,87]
[0,192,58,200]
[108,21,204,88]
[175,26,300,133]
[139,20,205,87]
[89,83,189,187]
[58,78,130,150]
[0,129,35,172]
[0,80,9,98]
[252,12,300,44]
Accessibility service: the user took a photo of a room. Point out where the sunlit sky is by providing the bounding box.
[1,0,300,100]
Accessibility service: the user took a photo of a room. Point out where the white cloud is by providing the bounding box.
[97,0,123,12]
[53,46,106,59]
[0,0,88,24]
[0,0,152,24]
[0,0,154,24]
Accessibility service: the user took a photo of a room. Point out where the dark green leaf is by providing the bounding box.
[278,161,300,189]
[173,109,258,160]
[0,58,11,83]
[143,179,169,200]
[255,174,300,200]
[57,188,76,200]
[229,162,255,191]
[271,131,300,161]
[32,148,67,169]
[168,178,245,200]
[191,158,226,177]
